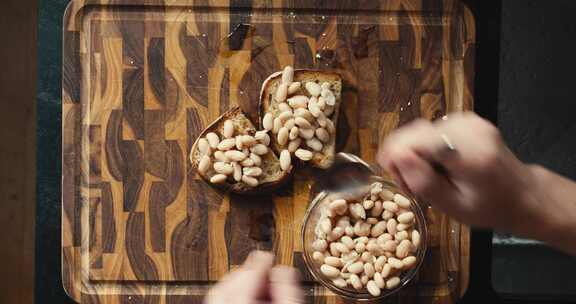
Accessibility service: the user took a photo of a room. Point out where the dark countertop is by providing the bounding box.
[35,0,576,303]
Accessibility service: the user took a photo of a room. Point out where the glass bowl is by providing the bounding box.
[301,176,428,301]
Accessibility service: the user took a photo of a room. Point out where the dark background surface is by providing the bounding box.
[491,0,576,298]
[32,0,576,303]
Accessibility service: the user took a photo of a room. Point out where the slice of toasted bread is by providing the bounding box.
[260,70,342,169]
[190,107,291,193]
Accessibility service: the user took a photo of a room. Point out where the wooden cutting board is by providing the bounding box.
[62,0,475,303]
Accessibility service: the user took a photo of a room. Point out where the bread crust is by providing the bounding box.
[190,107,293,194]
[259,70,342,169]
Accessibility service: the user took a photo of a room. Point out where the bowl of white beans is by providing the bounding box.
[301,177,427,301]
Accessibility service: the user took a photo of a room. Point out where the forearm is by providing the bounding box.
[524,165,576,255]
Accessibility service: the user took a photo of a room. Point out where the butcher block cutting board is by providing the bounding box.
[62,0,475,303]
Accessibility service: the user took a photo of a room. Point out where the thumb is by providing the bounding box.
[270,266,304,304]
[238,251,275,301]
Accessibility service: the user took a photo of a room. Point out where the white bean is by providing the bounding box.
[319,218,332,234]
[386,219,397,235]
[250,144,268,155]
[345,226,355,237]
[249,153,262,166]
[412,230,421,250]
[395,231,409,241]
[276,83,288,102]
[366,217,379,225]
[382,210,394,220]
[320,264,340,278]
[313,251,325,263]
[243,167,263,177]
[347,261,364,274]
[325,117,336,133]
[241,135,256,147]
[402,256,417,269]
[235,135,244,150]
[294,117,312,129]
[294,108,315,122]
[284,118,295,131]
[350,204,367,220]
[298,127,315,139]
[312,239,328,252]
[381,240,397,252]
[262,113,274,131]
[210,174,227,184]
[371,221,387,237]
[231,162,241,182]
[278,111,293,123]
[217,138,236,151]
[354,221,371,237]
[386,277,400,289]
[350,274,363,290]
[289,126,299,140]
[306,138,323,152]
[277,127,289,146]
[288,95,308,109]
[329,199,348,216]
[381,263,392,279]
[295,149,313,161]
[288,82,301,95]
[388,257,403,270]
[341,236,355,249]
[198,138,211,156]
[383,201,399,213]
[282,66,294,84]
[328,227,345,241]
[272,117,282,134]
[380,189,395,201]
[398,212,415,224]
[206,132,220,149]
[223,120,234,138]
[305,81,322,97]
[198,155,212,175]
[324,256,343,268]
[241,175,258,187]
[367,280,381,296]
[355,242,366,253]
[374,256,387,272]
[278,102,292,113]
[224,150,247,162]
[396,239,412,259]
[280,149,291,171]
[361,274,369,285]
[254,130,270,146]
[332,278,347,288]
[288,138,301,153]
[364,262,376,278]
[213,162,233,175]
[214,150,228,162]
[374,272,385,289]
[370,200,383,217]
[394,193,411,208]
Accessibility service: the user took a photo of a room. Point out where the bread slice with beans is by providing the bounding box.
[189,107,292,193]
[259,67,342,169]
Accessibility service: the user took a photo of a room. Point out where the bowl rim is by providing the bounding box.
[300,178,429,301]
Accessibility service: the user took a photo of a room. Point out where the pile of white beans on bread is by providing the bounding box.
[262,66,337,170]
[196,120,277,187]
[312,182,422,297]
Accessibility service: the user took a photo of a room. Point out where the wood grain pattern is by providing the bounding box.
[62,0,475,302]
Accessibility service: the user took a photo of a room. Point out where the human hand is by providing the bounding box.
[376,112,542,236]
[205,251,303,304]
